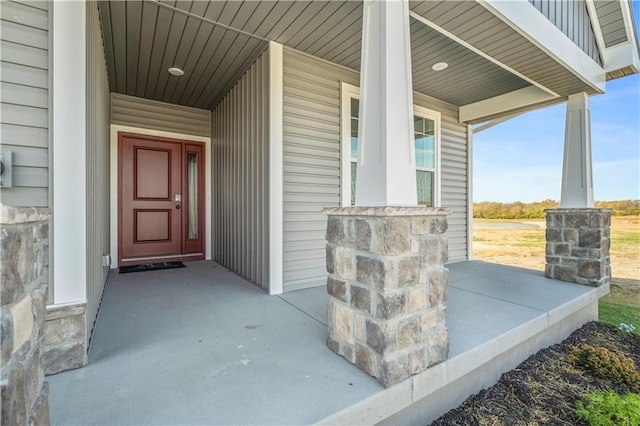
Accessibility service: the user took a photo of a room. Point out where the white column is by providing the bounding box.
[561,93,594,208]
[356,0,417,206]
[52,1,87,304]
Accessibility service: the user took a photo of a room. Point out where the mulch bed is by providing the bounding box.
[432,321,640,425]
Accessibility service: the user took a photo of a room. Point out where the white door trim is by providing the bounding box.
[109,125,212,268]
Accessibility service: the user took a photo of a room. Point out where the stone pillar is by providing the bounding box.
[323,206,450,387]
[545,208,611,287]
[1,205,51,425]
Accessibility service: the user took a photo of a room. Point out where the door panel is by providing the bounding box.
[119,135,182,262]
[136,149,170,199]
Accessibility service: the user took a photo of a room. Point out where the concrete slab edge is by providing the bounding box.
[315,286,601,425]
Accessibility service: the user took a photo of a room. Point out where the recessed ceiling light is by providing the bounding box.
[432,62,448,71]
[168,67,184,76]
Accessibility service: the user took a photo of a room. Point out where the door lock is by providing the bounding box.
[176,205,181,209]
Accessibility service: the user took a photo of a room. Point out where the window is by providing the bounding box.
[340,82,440,207]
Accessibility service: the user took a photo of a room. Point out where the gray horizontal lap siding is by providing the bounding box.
[111,93,211,137]
[0,0,49,207]
[282,49,469,292]
[528,0,601,64]
[211,50,269,288]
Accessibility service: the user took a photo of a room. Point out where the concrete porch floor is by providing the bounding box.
[47,260,607,425]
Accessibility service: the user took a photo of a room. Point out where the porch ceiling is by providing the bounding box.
[98,0,599,113]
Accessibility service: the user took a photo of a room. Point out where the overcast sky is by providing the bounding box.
[472,2,640,203]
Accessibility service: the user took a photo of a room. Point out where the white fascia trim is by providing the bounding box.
[339,83,443,207]
[460,85,557,124]
[268,41,284,295]
[480,0,605,93]
[408,10,558,97]
[584,0,607,60]
[52,0,87,305]
[619,0,638,48]
[109,125,212,269]
[602,42,640,74]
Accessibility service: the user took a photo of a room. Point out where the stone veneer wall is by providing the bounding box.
[43,305,87,375]
[545,208,611,287]
[323,206,450,387]
[1,205,51,425]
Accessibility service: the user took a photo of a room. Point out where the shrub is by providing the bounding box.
[575,391,640,426]
[568,344,639,386]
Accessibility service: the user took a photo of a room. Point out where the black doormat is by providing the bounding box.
[119,262,186,274]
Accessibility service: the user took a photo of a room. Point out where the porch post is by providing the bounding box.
[545,93,610,287]
[560,93,594,208]
[323,0,449,388]
[356,0,417,206]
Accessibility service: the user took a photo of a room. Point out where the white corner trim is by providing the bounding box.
[52,0,87,305]
[339,82,360,207]
[109,125,212,269]
[268,41,284,295]
[459,86,558,123]
[408,10,558,98]
[479,0,605,93]
[466,124,473,261]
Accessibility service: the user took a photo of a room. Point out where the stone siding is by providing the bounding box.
[323,206,450,387]
[43,304,87,375]
[545,208,611,287]
[1,205,51,425]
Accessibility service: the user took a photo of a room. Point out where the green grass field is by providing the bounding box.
[599,286,640,336]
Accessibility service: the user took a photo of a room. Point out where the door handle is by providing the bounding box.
[176,205,181,210]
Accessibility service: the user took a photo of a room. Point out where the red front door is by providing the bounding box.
[118,133,204,266]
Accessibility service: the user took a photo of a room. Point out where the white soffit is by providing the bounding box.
[408,10,558,98]
[459,85,557,123]
[480,0,606,94]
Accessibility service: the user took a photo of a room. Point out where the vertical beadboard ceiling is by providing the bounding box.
[98,0,599,111]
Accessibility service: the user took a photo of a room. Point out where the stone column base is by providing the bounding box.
[43,304,87,375]
[545,208,611,287]
[323,206,450,387]
[1,205,51,425]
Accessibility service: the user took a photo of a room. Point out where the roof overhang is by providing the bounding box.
[585,0,640,79]
[480,0,606,94]
[97,0,637,124]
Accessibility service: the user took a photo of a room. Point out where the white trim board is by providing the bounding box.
[268,41,284,295]
[109,125,212,269]
[52,0,87,305]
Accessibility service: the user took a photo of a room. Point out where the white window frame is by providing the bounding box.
[340,82,441,207]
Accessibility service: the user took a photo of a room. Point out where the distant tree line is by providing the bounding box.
[473,200,640,219]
